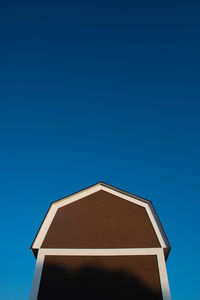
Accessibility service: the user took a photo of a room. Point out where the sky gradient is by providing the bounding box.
[0,1,200,299]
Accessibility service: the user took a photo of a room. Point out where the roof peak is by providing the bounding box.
[50,181,151,206]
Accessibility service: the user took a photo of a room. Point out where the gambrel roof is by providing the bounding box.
[31,182,171,259]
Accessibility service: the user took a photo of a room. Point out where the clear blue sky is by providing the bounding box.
[0,1,200,299]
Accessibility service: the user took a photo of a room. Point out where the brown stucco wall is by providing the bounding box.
[37,255,162,300]
[41,191,160,248]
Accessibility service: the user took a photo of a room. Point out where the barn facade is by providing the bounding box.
[30,182,171,300]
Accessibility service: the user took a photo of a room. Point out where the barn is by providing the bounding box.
[29,182,171,300]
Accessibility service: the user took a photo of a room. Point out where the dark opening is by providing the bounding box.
[37,255,163,300]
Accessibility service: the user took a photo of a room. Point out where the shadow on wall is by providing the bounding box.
[37,263,162,300]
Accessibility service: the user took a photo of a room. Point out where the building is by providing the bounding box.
[30,182,171,300]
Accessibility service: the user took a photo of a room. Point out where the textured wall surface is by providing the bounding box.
[42,191,160,248]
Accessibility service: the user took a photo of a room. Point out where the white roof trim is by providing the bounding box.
[31,182,170,256]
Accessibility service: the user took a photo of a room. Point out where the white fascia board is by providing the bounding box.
[32,183,170,251]
[36,248,163,256]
